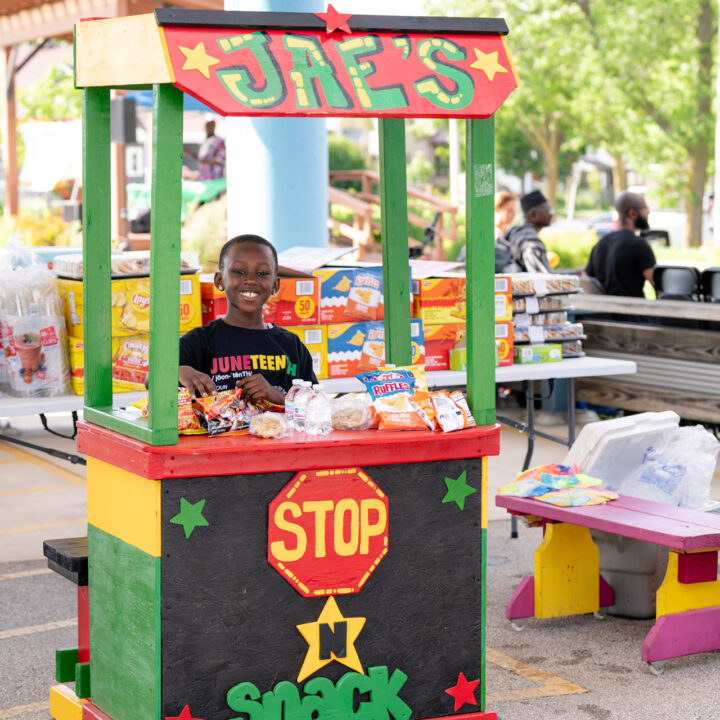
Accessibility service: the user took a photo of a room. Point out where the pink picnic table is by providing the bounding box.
[495,493,720,674]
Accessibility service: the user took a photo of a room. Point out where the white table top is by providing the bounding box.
[0,391,146,419]
[0,356,636,419]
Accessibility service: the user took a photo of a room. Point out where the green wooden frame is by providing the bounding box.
[82,90,496,448]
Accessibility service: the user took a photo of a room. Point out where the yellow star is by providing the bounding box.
[296,597,366,682]
[178,42,220,80]
[470,48,508,82]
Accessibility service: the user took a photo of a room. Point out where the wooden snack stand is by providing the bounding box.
[52,8,518,720]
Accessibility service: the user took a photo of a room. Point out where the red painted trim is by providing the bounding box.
[77,421,500,479]
[82,703,114,720]
[678,551,718,584]
[77,585,90,663]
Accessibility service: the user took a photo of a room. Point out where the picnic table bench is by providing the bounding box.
[495,493,720,674]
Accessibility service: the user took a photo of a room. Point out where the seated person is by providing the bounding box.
[585,191,655,297]
[179,234,317,403]
[497,190,554,273]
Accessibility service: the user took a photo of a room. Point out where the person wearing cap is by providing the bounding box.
[585,191,655,297]
[495,190,554,273]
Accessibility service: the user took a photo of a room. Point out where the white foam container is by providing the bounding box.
[563,411,707,619]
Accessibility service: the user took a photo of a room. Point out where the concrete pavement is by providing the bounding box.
[2,407,720,720]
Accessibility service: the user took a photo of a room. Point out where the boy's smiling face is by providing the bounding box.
[215,241,280,327]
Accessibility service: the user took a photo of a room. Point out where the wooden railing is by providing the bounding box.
[328,169,459,262]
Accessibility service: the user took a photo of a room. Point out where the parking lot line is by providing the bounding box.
[0,484,66,498]
[0,701,50,720]
[0,519,86,537]
[0,569,52,582]
[486,647,587,702]
[0,441,85,486]
[0,619,77,640]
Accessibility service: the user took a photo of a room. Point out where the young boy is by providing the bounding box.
[179,234,317,404]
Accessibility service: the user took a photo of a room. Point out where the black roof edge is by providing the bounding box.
[154,9,509,36]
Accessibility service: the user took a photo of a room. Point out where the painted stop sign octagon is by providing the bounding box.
[268,468,389,597]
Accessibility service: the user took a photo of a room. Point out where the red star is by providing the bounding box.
[445,672,480,711]
[165,706,203,720]
[315,4,353,34]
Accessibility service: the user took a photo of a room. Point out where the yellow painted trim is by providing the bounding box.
[500,35,521,88]
[481,456,488,529]
[0,441,85,485]
[534,523,599,618]
[75,14,173,87]
[656,551,720,617]
[158,27,177,84]
[49,684,88,720]
[486,647,587,702]
[87,457,161,557]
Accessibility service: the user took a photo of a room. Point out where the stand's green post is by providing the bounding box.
[147,83,184,445]
[379,118,412,366]
[465,117,496,426]
[82,87,113,411]
[466,116,496,713]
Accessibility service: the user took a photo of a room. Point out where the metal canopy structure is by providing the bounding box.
[0,0,223,219]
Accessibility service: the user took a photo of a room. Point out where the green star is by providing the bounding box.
[442,471,477,511]
[170,498,209,539]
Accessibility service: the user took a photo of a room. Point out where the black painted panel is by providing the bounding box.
[161,459,484,720]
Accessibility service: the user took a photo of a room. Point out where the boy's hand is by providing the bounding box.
[179,365,216,397]
[236,374,286,405]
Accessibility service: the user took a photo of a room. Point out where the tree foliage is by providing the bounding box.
[17,62,81,120]
[429,0,717,245]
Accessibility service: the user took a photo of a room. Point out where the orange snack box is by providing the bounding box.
[262,277,319,326]
[423,323,466,371]
[412,276,466,324]
[495,321,514,367]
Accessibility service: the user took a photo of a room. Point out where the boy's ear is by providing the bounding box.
[272,275,280,296]
[214,271,224,291]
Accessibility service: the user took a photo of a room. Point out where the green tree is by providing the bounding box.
[432,0,591,210]
[569,0,716,246]
[17,60,81,120]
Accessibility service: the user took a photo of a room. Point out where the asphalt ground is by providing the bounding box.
[2,409,720,720]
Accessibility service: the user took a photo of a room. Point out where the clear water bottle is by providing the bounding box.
[305,383,332,435]
[292,381,313,431]
[284,379,304,429]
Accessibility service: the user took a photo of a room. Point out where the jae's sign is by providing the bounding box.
[268,468,389,596]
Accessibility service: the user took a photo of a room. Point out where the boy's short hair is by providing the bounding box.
[218,234,278,273]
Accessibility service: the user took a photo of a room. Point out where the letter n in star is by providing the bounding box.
[296,597,365,682]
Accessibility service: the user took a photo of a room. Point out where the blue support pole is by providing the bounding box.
[225,0,328,253]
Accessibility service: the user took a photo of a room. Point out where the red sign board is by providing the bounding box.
[268,468,389,597]
[160,24,517,119]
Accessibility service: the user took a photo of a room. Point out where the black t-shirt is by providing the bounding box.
[179,320,317,393]
[585,229,656,297]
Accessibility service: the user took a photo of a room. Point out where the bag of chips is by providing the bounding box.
[357,369,428,431]
[132,387,206,435]
[193,388,248,437]
[430,390,476,432]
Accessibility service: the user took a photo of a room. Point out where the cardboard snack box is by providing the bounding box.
[315,267,386,324]
[423,323,466,371]
[67,335,150,394]
[412,276,466,324]
[494,320,514,367]
[284,325,328,379]
[262,277,320,326]
[327,320,425,378]
[514,343,563,364]
[57,274,201,339]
